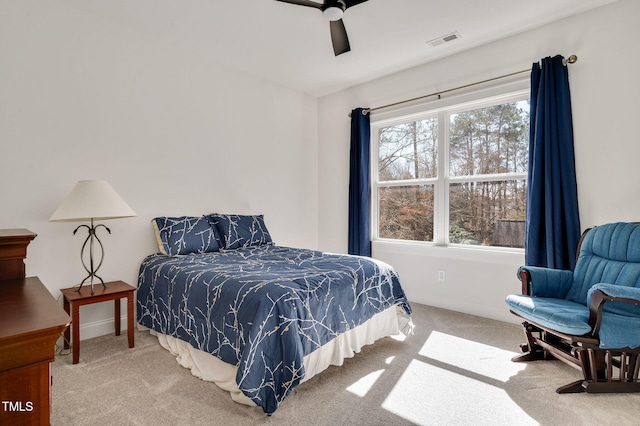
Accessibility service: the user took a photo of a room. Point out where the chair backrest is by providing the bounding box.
[566,222,640,304]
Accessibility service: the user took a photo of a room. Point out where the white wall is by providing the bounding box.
[0,1,318,339]
[3,1,638,339]
[317,0,640,323]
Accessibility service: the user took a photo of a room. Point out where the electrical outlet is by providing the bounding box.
[437,270,446,282]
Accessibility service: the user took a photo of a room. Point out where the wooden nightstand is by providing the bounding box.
[60,281,136,364]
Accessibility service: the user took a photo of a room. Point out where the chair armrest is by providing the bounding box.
[587,283,640,336]
[517,266,574,297]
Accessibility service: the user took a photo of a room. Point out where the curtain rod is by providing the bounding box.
[350,54,578,117]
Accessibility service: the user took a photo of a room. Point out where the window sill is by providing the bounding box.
[372,239,525,264]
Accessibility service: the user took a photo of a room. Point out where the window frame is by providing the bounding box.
[371,80,530,251]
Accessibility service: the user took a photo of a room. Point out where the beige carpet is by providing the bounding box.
[51,303,640,425]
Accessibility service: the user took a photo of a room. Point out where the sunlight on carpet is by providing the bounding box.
[378,331,534,425]
[419,331,526,382]
[382,359,537,425]
[390,333,407,342]
[345,355,397,397]
[346,369,386,397]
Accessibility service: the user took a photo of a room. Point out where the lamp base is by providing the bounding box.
[74,219,111,295]
[77,273,108,295]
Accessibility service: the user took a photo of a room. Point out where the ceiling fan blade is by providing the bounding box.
[344,0,369,9]
[330,19,350,56]
[274,0,323,10]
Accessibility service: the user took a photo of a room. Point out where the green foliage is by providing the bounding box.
[449,224,477,245]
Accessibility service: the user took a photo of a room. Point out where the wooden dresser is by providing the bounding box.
[0,229,70,425]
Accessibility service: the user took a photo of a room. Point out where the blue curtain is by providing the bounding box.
[526,55,581,270]
[348,108,371,256]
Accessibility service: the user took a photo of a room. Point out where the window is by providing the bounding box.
[372,89,529,249]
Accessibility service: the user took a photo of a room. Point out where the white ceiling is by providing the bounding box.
[55,0,618,97]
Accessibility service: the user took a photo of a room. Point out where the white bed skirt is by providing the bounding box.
[140,305,410,407]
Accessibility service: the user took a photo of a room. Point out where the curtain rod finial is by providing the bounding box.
[564,55,578,65]
[347,108,370,118]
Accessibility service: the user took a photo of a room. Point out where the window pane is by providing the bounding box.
[449,180,526,247]
[378,185,434,242]
[378,118,438,181]
[450,102,529,177]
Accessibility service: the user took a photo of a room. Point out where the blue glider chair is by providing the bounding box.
[505,222,640,393]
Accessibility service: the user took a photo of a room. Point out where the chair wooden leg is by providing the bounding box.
[579,348,594,382]
[556,348,590,393]
[627,353,640,382]
[512,321,547,362]
[557,348,640,393]
[556,380,586,393]
[510,320,640,394]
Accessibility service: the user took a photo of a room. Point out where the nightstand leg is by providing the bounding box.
[71,305,80,364]
[63,299,71,350]
[127,291,134,348]
[114,298,121,336]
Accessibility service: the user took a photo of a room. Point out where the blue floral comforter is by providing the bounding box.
[137,245,411,414]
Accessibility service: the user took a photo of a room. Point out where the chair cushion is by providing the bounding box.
[568,222,640,304]
[505,295,591,336]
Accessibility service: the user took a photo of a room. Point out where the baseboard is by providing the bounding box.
[412,296,519,325]
[70,316,130,342]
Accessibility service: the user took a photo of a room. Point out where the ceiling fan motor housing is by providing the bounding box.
[323,0,347,21]
[323,7,344,21]
[323,0,347,11]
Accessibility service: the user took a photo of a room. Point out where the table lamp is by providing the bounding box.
[50,180,136,294]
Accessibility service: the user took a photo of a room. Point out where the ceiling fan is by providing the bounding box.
[274,0,370,56]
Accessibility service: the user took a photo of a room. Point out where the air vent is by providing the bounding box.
[426,31,461,48]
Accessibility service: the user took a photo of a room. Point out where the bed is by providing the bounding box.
[136,214,412,414]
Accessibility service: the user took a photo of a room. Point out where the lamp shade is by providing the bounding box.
[49,180,137,222]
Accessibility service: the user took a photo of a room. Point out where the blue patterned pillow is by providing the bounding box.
[152,216,220,255]
[207,214,273,250]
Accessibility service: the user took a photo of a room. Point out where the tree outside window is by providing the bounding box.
[373,93,529,248]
